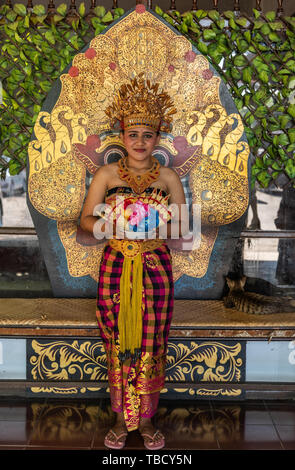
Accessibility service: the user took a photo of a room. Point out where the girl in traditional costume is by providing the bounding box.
[81,75,187,450]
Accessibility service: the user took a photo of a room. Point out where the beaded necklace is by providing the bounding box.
[117,156,160,194]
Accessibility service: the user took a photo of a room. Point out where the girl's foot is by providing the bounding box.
[139,420,165,450]
[104,428,128,449]
[104,416,128,449]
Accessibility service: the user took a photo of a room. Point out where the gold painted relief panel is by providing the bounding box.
[28,7,250,282]
[28,338,244,400]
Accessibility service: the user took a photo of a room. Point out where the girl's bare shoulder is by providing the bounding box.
[88,164,116,194]
[93,161,118,179]
[160,165,180,181]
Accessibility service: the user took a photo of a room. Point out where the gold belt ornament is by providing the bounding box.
[108,238,164,259]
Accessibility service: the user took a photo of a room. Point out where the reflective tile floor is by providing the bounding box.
[0,397,294,451]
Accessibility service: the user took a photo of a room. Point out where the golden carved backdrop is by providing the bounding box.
[28,7,250,282]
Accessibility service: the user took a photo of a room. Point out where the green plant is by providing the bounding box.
[0,3,122,178]
[156,6,295,189]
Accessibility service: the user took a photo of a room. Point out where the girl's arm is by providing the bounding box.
[160,168,189,239]
[80,166,109,236]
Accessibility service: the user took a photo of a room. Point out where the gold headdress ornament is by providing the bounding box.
[105,73,176,132]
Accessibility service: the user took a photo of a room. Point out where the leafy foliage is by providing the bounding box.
[0,3,121,178]
[0,4,294,189]
[156,7,295,190]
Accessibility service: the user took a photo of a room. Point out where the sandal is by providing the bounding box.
[140,429,165,450]
[104,429,128,449]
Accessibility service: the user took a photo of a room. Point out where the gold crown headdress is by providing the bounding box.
[105,73,176,132]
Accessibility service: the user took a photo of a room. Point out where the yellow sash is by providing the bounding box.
[108,238,164,360]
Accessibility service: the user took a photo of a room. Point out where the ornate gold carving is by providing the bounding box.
[29,340,243,393]
[28,106,87,220]
[29,340,108,381]
[30,386,102,395]
[165,341,243,383]
[164,387,242,397]
[197,388,242,397]
[188,105,249,226]
[169,225,219,280]
[30,386,95,394]
[28,9,250,282]
[57,220,104,281]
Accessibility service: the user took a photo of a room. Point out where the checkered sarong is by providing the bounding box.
[96,241,174,431]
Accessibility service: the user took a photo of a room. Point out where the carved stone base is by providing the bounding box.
[0,298,294,399]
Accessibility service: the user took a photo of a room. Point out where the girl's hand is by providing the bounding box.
[113,214,127,238]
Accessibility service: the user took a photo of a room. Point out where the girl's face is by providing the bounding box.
[120,126,160,162]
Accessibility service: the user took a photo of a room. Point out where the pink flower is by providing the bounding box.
[168,65,175,72]
[202,68,213,80]
[127,201,150,226]
[109,62,116,71]
[85,48,96,59]
[136,4,146,14]
[68,66,79,77]
[184,50,196,63]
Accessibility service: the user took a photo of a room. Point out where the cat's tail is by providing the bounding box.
[279,297,295,312]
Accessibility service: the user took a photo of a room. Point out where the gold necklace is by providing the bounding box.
[118,156,160,194]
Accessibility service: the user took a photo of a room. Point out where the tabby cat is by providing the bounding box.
[223,276,295,314]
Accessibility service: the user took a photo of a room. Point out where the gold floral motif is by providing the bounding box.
[29,340,243,390]
[165,341,243,383]
[30,386,93,394]
[196,388,242,397]
[30,386,109,395]
[29,340,108,381]
[165,387,242,397]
